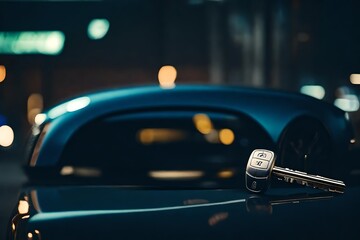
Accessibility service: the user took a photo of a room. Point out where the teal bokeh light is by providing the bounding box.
[0,31,65,55]
[87,19,110,40]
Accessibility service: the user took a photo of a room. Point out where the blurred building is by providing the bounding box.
[0,0,360,159]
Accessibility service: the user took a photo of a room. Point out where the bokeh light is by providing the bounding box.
[0,31,65,55]
[334,95,360,112]
[193,113,213,134]
[34,113,47,125]
[0,65,6,82]
[88,19,110,40]
[27,94,43,124]
[0,125,14,147]
[300,85,325,100]
[17,200,29,214]
[350,74,360,84]
[219,128,235,145]
[158,65,177,89]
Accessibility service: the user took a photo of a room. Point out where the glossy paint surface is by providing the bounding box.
[8,186,360,239]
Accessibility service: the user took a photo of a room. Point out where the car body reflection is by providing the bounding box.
[7,186,359,240]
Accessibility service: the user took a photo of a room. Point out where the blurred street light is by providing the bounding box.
[0,65,6,82]
[350,74,360,84]
[0,31,65,55]
[88,19,110,40]
[300,85,325,100]
[0,125,14,147]
[158,65,177,89]
[27,94,43,124]
[334,95,360,112]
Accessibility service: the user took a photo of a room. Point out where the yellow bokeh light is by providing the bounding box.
[350,74,360,85]
[0,65,6,82]
[149,170,204,180]
[193,114,213,135]
[219,128,235,145]
[28,94,44,124]
[27,232,33,239]
[138,128,185,145]
[158,65,177,89]
[28,108,42,125]
[60,166,75,176]
[138,129,155,145]
[18,200,29,214]
[35,113,47,125]
[27,94,43,110]
[217,169,235,178]
[0,125,14,147]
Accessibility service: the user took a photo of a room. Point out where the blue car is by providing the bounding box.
[8,85,358,239]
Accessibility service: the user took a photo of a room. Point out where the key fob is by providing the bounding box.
[245,149,276,193]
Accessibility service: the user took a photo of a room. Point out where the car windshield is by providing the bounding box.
[57,110,273,186]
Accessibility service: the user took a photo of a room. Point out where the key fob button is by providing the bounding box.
[250,158,269,169]
[252,150,273,161]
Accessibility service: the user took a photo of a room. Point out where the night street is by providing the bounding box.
[1,0,360,239]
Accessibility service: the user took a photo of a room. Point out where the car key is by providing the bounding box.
[245,149,346,193]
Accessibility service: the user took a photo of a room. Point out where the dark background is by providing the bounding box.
[1,0,360,239]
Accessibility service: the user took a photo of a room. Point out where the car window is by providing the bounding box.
[60,110,274,172]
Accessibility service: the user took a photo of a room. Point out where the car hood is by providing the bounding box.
[9,185,360,239]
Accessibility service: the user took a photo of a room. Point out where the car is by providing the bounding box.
[7,85,359,239]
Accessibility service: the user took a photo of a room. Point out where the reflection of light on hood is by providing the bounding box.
[183,199,209,205]
[31,198,246,222]
[208,212,229,226]
[149,170,204,180]
[48,96,91,119]
[60,166,102,177]
[217,169,235,179]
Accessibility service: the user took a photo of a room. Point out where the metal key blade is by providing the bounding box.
[245,149,346,194]
[272,166,346,193]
